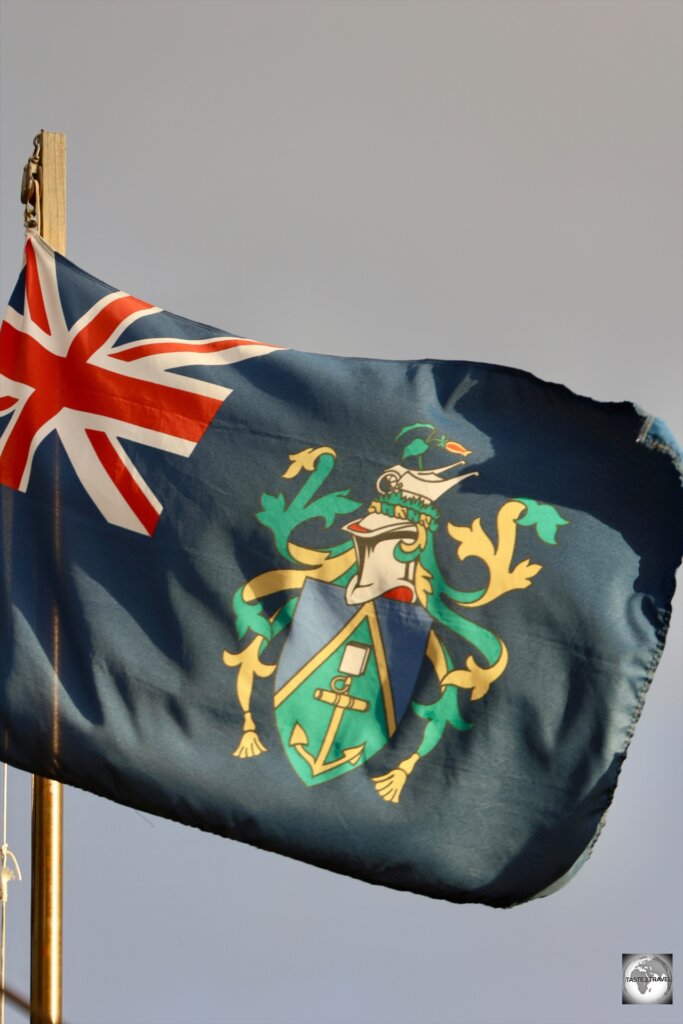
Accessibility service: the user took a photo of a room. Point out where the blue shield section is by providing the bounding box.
[373,594,433,723]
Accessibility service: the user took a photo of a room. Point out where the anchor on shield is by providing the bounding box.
[289,641,371,776]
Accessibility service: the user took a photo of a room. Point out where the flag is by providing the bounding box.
[1,229,681,908]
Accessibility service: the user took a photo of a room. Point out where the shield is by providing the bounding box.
[273,578,432,785]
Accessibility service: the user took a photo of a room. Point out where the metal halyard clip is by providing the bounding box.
[21,132,42,233]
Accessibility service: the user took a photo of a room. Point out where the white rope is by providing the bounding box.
[0,763,21,1024]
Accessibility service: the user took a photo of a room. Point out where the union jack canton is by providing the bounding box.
[0,231,278,534]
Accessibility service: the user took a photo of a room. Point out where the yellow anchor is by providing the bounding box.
[289,642,370,776]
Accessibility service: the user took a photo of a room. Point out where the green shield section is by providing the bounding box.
[274,611,393,786]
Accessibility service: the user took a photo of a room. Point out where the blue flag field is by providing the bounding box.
[0,228,681,907]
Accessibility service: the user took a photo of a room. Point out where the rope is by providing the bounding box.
[0,764,21,1024]
[0,982,69,1024]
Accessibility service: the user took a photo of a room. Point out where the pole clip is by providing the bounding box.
[21,133,42,232]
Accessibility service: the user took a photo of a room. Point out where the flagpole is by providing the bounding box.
[28,130,66,1024]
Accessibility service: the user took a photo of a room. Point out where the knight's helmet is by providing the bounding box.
[343,459,478,606]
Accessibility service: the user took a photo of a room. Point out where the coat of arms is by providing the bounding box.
[223,424,568,803]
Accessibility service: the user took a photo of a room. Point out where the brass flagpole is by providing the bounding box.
[24,130,66,1024]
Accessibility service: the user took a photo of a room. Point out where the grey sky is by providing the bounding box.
[0,2,681,1023]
